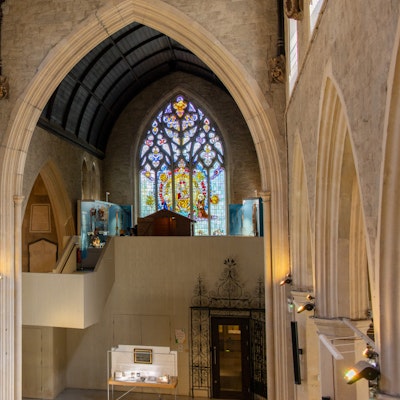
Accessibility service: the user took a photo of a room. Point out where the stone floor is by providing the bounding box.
[23,388,199,400]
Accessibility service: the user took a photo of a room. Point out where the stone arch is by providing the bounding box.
[377,16,400,397]
[0,1,287,399]
[290,132,314,291]
[315,77,369,319]
[133,87,236,222]
[91,161,101,200]
[39,161,76,250]
[81,159,90,200]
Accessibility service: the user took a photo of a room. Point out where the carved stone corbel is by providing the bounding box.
[0,0,8,100]
[268,54,286,84]
[0,75,8,99]
[285,0,303,20]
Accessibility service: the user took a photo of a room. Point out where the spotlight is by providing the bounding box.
[344,360,379,384]
[297,302,315,313]
[280,274,292,286]
[362,345,378,359]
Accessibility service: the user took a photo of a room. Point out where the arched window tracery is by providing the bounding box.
[138,94,226,235]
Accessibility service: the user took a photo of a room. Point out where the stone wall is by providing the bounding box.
[286,0,400,265]
[105,72,262,207]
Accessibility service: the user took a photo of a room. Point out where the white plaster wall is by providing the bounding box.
[64,236,264,395]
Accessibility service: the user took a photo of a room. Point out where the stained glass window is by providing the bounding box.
[138,95,226,235]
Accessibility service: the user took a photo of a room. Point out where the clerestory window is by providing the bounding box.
[310,0,324,32]
[138,94,227,235]
[288,17,298,93]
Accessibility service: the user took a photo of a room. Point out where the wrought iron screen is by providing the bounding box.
[190,258,267,399]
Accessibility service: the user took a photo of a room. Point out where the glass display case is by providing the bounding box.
[78,200,133,256]
[107,345,178,400]
[229,197,263,236]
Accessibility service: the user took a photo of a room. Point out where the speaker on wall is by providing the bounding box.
[291,321,301,384]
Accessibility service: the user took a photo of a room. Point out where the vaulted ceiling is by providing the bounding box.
[38,22,225,159]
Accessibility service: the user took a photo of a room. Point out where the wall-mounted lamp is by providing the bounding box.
[297,293,315,313]
[344,360,380,384]
[105,192,110,202]
[362,345,378,359]
[297,302,315,313]
[280,273,292,286]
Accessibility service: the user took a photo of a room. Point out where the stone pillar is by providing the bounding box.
[261,192,276,400]
[0,189,18,400]
[378,249,400,398]
[13,195,24,400]
[260,191,293,400]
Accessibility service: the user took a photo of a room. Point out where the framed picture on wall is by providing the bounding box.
[134,348,153,364]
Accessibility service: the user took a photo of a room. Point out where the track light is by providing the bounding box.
[344,360,380,384]
[297,302,315,313]
[280,273,292,286]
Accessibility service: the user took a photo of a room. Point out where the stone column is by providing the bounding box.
[14,195,24,400]
[377,246,400,399]
[261,192,276,400]
[260,191,293,400]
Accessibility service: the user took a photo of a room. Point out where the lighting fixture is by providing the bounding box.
[344,360,379,384]
[297,293,316,313]
[280,273,292,286]
[362,345,378,359]
[297,302,315,313]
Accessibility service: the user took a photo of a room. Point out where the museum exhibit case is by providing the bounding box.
[107,345,178,400]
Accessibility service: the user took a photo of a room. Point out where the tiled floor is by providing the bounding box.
[23,388,196,400]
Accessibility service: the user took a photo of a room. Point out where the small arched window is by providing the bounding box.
[138,94,226,235]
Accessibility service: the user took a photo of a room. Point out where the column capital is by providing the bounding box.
[258,191,271,202]
[13,195,24,205]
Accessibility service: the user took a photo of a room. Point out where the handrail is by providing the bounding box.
[52,236,80,274]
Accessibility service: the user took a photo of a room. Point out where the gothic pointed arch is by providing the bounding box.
[290,132,314,291]
[137,92,227,235]
[38,161,75,249]
[377,20,400,396]
[315,77,369,319]
[82,159,90,200]
[0,2,288,399]
[91,161,101,200]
